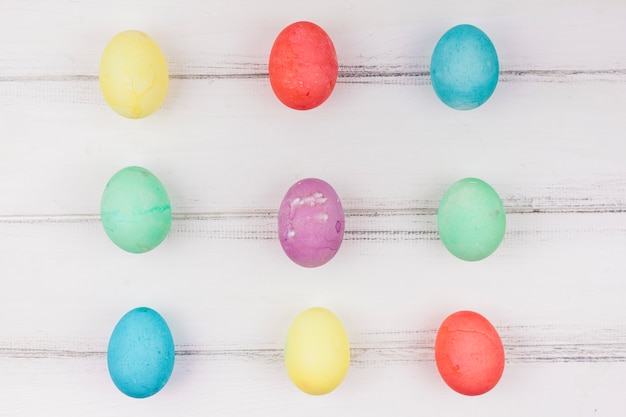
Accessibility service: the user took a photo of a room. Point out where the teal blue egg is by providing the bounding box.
[430,24,499,110]
[100,166,171,253]
[107,307,175,398]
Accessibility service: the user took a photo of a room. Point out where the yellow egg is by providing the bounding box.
[99,30,168,118]
[284,307,350,395]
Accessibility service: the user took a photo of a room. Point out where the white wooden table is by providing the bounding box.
[1,1,625,415]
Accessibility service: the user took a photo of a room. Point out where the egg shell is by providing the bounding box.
[437,177,505,261]
[285,307,350,395]
[430,24,499,110]
[107,307,175,398]
[277,178,345,267]
[100,166,171,254]
[269,21,338,110]
[434,310,505,396]
[99,30,169,118]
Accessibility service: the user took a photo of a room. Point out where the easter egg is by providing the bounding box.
[437,177,505,261]
[277,178,344,267]
[285,307,350,395]
[99,30,169,118]
[269,21,338,110]
[430,24,499,110]
[434,310,505,396]
[107,307,175,398]
[101,166,171,253]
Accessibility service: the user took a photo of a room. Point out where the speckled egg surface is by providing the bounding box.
[269,21,338,110]
[430,24,499,110]
[434,310,505,396]
[100,166,171,254]
[277,178,344,267]
[107,307,175,398]
[285,307,350,395]
[99,30,169,118]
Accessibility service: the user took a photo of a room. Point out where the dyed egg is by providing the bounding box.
[269,21,338,110]
[277,178,344,267]
[101,166,171,253]
[99,30,169,118]
[430,24,499,110]
[434,310,505,396]
[437,178,505,261]
[107,307,175,398]
[285,307,350,395]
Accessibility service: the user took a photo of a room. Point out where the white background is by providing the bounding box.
[1,1,626,415]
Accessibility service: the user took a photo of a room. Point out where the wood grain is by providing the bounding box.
[4,322,626,364]
[1,1,626,416]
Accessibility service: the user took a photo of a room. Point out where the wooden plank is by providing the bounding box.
[2,357,626,416]
[0,81,625,216]
[1,1,626,415]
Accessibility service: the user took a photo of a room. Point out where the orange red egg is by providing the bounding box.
[434,310,505,395]
[269,21,338,110]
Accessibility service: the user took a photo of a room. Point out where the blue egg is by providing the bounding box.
[430,24,499,110]
[107,307,175,398]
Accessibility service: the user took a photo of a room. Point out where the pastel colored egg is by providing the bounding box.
[101,166,171,253]
[430,24,499,110]
[285,307,350,395]
[434,310,505,396]
[107,307,175,398]
[269,21,338,110]
[99,30,169,118]
[437,177,505,261]
[277,178,344,267]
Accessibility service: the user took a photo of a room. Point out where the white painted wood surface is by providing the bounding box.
[1,0,626,415]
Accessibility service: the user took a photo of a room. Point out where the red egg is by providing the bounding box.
[434,311,505,396]
[269,21,338,110]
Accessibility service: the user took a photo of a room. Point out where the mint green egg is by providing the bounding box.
[101,166,171,253]
[437,178,505,261]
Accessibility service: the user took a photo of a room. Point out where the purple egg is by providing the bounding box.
[278,178,345,267]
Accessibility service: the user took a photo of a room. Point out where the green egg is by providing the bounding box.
[437,178,505,261]
[101,166,171,253]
